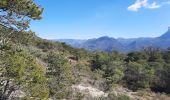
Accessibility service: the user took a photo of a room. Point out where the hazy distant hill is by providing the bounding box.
[80,36,125,52]
[57,39,86,47]
[57,28,170,52]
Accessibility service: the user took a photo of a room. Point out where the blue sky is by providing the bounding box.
[30,0,170,39]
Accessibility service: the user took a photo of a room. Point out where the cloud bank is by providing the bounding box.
[128,0,169,12]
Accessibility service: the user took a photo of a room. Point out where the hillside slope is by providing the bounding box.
[1,31,170,100]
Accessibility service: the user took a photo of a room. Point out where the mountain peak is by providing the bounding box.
[97,36,116,40]
[98,36,110,39]
[159,27,170,39]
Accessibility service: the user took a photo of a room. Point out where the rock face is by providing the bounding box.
[9,90,25,100]
[159,27,170,39]
[72,84,108,97]
[57,27,170,52]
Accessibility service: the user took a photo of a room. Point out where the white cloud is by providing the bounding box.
[147,2,161,8]
[128,0,161,12]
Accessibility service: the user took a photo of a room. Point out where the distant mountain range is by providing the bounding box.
[56,27,170,52]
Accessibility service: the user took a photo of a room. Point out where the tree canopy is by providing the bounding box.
[0,0,43,31]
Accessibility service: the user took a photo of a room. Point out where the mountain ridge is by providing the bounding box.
[56,28,170,52]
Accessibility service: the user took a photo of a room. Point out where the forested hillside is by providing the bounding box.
[1,0,170,100]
